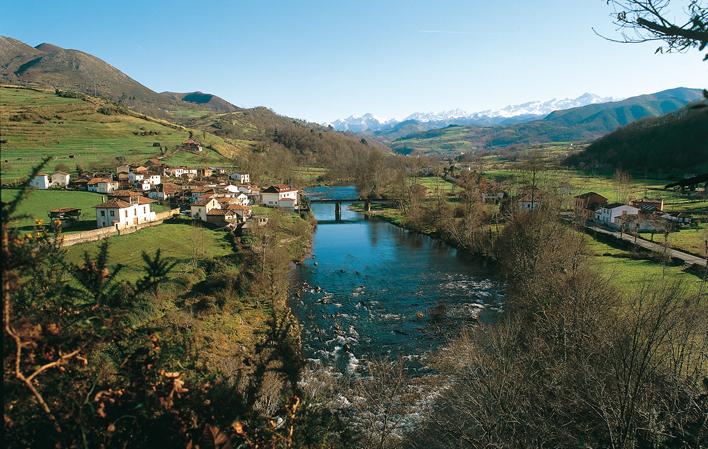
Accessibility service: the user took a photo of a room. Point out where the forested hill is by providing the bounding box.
[565,102,708,172]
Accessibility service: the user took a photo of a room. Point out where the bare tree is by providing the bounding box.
[598,0,708,60]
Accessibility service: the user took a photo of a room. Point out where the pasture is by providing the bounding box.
[64,219,234,282]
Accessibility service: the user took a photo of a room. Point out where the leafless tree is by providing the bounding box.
[598,0,708,60]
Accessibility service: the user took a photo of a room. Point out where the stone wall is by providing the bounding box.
[59,208,180,247]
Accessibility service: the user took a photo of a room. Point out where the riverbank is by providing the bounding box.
[351,202,706,295]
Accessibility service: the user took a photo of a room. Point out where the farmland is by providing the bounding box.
[0,86,239,182]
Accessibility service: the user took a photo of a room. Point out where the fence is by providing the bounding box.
[59,208,180,247]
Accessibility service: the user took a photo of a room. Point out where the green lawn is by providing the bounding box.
[2,188,171,232]
[2,188,105,228]
[64,220,234,282]
[583,235,704,295]
[641,222,708,256]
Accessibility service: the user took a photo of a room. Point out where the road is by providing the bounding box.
[586,224,707,267]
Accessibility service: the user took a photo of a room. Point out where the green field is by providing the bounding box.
[2,188,105,228]
[641,222,708,257]
[2,188,170,231]
[0,87,240,181]
[0,87,187,180]
[293,166,329,184]
[482,168,708,213]
[414,176,457,196]
[583,234,705,295]
[64,220,234,282]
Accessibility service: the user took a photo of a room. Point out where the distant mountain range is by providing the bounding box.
[327,93,616,133]
[385,87,704,155]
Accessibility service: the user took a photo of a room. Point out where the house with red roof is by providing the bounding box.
[261,184,298,208]
[94,195,156,229]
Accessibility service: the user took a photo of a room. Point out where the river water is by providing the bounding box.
[291,186,503,375]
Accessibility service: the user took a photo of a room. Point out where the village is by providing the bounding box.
[28,142,302,240]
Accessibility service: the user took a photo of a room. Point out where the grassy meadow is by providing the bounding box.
[0,87,186,180]
[0,86,242,182]
[64,219,234,282]
[2,188,105,229]
[582,234,705,296]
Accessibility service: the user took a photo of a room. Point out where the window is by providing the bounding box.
[100,210,105,216]
[144,206,147,213]
[125,210,128,218]
[110,210,115,217]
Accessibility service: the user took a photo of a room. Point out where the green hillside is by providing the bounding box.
[0,86,240,181]
[0,36,378,174]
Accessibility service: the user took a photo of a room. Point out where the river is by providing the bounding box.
[291,186,503,375]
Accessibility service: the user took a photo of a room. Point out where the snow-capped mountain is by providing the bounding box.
[403,108,470,122]
[469,93,615,119]
[327,113,396,132]
[327,93,617,132]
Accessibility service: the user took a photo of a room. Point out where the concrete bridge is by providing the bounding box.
[305,197,397,221]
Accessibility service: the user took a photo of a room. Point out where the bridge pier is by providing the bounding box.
[335,201,341,221]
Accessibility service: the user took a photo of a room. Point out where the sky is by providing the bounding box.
[3,0,706,122]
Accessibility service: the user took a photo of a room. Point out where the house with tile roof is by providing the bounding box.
[94,195,156,229]
[190,196,221,221]
[261,184,298,208]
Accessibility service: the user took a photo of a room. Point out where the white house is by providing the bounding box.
[30,173,51,189]
[190,196,221,221]
[94,196,156,229]
[171,167,198,178]
[235,192,250,205]
[51,171,71,187]
[261,184,298,208]
[229,173,250,184]
[595,204,640,226]
[147,174,161,186]
[87,178,118,194]
[138,180,152,191]
[224,184,241,194]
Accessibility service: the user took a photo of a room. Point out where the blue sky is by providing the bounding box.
[3,0,706,122]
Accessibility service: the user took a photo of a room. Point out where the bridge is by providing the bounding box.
[304,197,397,221]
